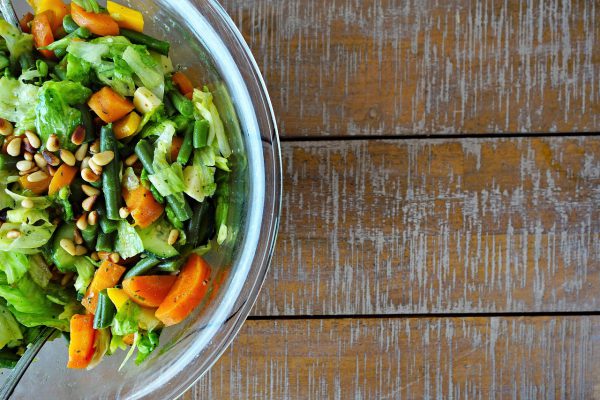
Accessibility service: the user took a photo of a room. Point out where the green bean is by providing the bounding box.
[44,27,91,52]
[169,91,194,118]
[96,231,114,252]
[100,125,122,220]
[18,53,34,72]
[193,120,209,149]
[124,256,161,279]
[77,105,95,143]
[93,290,116,329]
[81,223,98,249]
[120,29,170,56]
[135,140,192,221]
[36,60,48,78]
[53,64,67,81]
[62,15,80,34]
[0,154,17,170]
[173,115,192,132]
[186,200,215,248]
[100,214,119,234]
[163,94,176,117]
[177,124,194,165]
[155,259,184,273]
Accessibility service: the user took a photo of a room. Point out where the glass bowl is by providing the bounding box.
[0,0,281,398]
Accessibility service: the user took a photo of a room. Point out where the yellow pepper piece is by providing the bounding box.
[107,1,144,32]
[28,0,68,30]
[106,288,129,311]
[113,111,142,140]
[106,288,162,331]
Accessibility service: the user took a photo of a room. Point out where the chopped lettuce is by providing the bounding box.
[149,163,185,197]
[0,19,33,66]
[0,220,56,254]
[0,301,22,350]
[35,80,93,151]
[0,251,29,285]
[74,257,95,296]
[111,300,140,336]
[66,53,92,84]
[0,76,39,132]
[135,331,160,365]
[115,221,144,260]
[28,255,52,289]
[123,45,164,99]
[67,40,109,65]
[193,88,231,158]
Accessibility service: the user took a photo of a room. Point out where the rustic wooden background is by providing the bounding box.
[185,0,600,398]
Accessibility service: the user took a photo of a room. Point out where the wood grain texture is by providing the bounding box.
[222,0,600,137]
[186,316,600,400]
[252,138,600,316]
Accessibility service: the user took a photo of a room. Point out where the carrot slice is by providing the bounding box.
[71,3,119,37]
[170,136,183,161]
[82,260,126,314]
[48,164,78,196]
[155,254,211,326]
[172,72,194,97]
[67,314,96,369]
[88,87,135,123]
[123,275,178,308]
[19,174,52,195]
[122,185,164,228]
[19,12,34,33]
[31,11,55,59]
[30,0,68,31]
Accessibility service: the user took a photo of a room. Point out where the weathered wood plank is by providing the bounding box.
[185,316,600,399]
[252,138,600,316]
[222,0,600,137]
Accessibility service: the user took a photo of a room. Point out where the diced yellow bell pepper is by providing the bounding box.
[113,111,142,140]
[106,288,162,332]
[107,1,144,32]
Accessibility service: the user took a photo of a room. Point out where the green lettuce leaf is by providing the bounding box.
[122,45,164,99]
[193,88,231,158]
[115,220,144,259]
[135,330,160,365]
[111,300,140,336]
[0,19,33,65]
[0,301,22,350]
[0,76,39,132]
[0,251,28,285]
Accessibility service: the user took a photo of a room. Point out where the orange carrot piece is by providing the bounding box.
[31,0,68,31]
[170,136,183,161]
[19,12,34,33]
[122,185,164,228]
[31,11,55,59]
[123,275,178,308]
[172,72,194,96]
[67,314,96,369]
[123,333,135,346]
[71,3,119,37]
[82,260,126,314]
[155,254,211,326]
[48,164,78,195]
[88,87,135,123]
[19,174,52,195]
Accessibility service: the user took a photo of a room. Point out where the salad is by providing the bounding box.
[0,0,232,370]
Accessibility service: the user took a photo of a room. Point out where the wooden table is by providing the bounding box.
[185,1,600,398]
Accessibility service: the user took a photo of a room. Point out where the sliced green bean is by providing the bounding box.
[93,290,116,329]
[193,120,209,149]
[170,91,194,118]
[177,124,194,165]
[62,15,80,34]
[120,29,170,56]
[96,231,114,252]
[124,256,161,279]
[100,125,122,220]
[186,200,215,249]
[155,259,184,273]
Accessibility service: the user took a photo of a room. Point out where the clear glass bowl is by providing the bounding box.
[0,0,281,398]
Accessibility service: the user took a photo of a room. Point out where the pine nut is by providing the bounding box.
[46,134,60,152]
[42,150,61,166]
[88,158,103,175]
[24,152,33,161]
[82,195,98,212]
[119,207,130,219]
[92,151,115,167]
[22,138,36,154]
[24,130,41,149]
[75,245,87,256]
[6,229,20,239]
[90,140,100,154]
[27,170,48,183]
[7,137,21,157]
[34,153,47,168]
[16,160,34,172]
[21,199,34,209]
[81,168,100,183]
[87,211,99,226]
[60,149,76,166]
[60,239,77,256]
[76,213,89,231]
[74,228,83,245]
[47,166,57,177]
[61,272,74,286]
[168,229,180,246]
[110,253,121,263]
[0,119,14,136]
[19,167,38,177]
[125,154,139,166]
[82,184,100,197]
[75,143,89,162]
[98,251,110,260]
[81,156,91,170]
[90,252,100,261]
[71,125,85,146]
